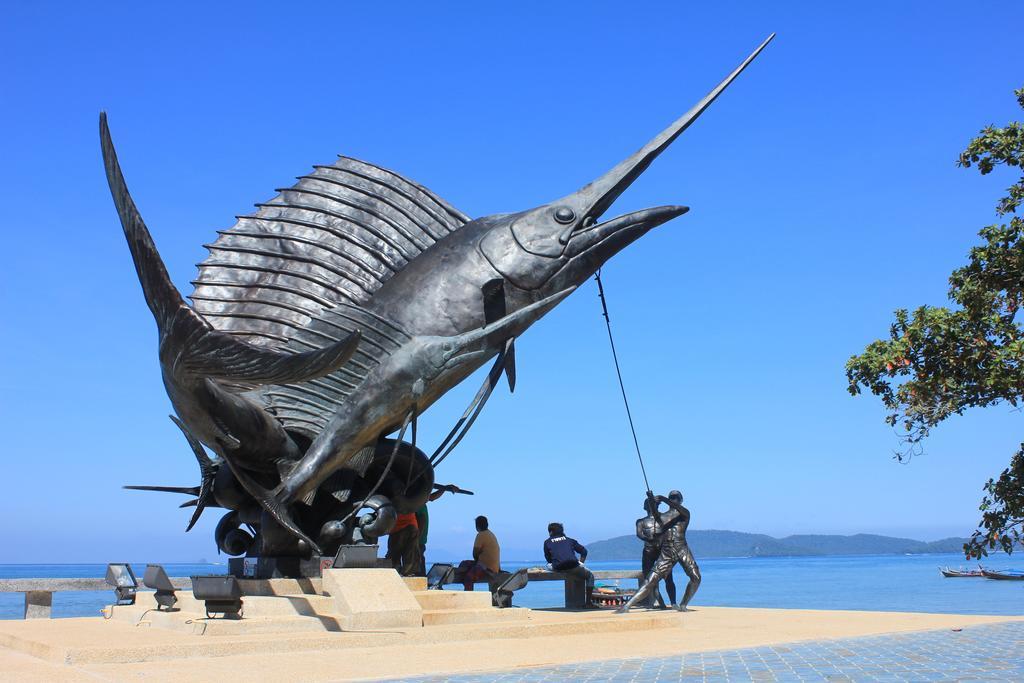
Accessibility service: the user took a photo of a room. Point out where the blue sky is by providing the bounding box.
[1,2,1022,562]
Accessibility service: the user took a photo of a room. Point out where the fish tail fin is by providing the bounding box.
[100,113,186,331]
[168,414,221,532]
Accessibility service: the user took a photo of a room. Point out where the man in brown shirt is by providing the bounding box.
[458,515,500,590]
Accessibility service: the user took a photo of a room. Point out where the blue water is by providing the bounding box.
[2,553,1022,619]
[503,554,1024,615]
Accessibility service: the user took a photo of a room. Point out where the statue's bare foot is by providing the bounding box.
[614,606,630,614]
[676,604,692,612]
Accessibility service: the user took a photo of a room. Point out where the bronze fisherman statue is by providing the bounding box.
[618,490,701,613]
[636,497,675,608]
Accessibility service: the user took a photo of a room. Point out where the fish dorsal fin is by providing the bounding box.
[256,301,412,439]
[190,156,469,349]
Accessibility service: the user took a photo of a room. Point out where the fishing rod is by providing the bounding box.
[594,270,652,493]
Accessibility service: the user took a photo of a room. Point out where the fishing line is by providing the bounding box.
[594,270,652,492]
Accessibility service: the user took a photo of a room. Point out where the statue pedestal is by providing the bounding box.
[228,556,330,579]
[321,568,423,630]
[228,551,391,579]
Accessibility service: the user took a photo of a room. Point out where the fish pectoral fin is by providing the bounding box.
[448,286,576,363]
[183,327,362,386]
[275,459,296,480]
[504,340,516,392]
[330,488,353,505]
[481,279,516,393]
[273,460,317,506]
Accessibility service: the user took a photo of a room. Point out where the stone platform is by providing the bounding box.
[0,604,1020,681]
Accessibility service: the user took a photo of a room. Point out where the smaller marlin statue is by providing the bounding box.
[108,34,774,557]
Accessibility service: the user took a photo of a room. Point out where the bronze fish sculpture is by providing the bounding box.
[109,35,773,557]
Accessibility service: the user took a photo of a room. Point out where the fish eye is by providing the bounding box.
[554,207,575,224]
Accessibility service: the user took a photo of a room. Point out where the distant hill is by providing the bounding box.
[585,530,969,560]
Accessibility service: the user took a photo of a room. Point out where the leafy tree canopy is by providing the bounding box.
[846,87,1024,559]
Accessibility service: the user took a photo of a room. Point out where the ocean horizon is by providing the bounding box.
[2,552,1022,620]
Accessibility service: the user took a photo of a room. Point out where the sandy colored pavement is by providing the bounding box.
[1,606,1021,682]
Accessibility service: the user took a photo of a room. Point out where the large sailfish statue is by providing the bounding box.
[107,36,773,560]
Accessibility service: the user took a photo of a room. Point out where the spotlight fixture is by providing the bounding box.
[332,544,379,569]
[191,575,243,619]
[490,568,529,608]
[142,564,177,611]
[425,563,456,590]
[105,563,138,605]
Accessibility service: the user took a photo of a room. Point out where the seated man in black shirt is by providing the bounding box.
[543,522,595,607]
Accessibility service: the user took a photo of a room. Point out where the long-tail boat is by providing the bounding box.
[980,568,1024,580]
[940,566,984,577]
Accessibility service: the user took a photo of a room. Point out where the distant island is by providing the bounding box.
[585,530,969,560]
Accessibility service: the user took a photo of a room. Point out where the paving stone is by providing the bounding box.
[390,621,1024,682]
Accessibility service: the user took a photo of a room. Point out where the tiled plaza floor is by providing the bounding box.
[393,620,1024,682]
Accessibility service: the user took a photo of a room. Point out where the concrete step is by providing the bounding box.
[106,601,342,636]
[411,590,492,610]
[422,607,531,626]
[235,595,336,618]
[196,615,339,636]
[151,611,334,636]
[130,591,339,619]
[402,576,427,591]
[237,577,322,596]
[3,608,685,665]
[132,591,204,614]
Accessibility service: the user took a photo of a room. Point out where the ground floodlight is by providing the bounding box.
[332,544,379,569]
[142,564,177,610]
[105,563,138,605]
[426,563,456,590]
[490,568,529,608]
[191,575,243,618]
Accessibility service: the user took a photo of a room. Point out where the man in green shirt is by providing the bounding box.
[415,483,467,575]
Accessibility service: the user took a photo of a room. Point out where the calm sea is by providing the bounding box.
[2,553,1021,619]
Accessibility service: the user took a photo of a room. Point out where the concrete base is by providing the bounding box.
[1,607,1021,681]
[23,591,52,620]
[228,556,331,579]
[321,568,422,630]
[235,577,322,596]
[228,554,393,579]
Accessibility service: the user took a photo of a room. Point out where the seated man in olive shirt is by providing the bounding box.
[457,515,500,591]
